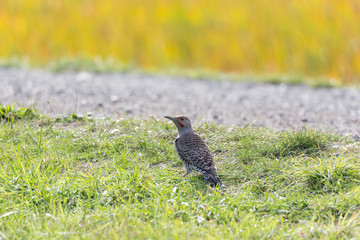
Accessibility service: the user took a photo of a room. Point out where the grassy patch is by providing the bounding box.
[297,157,360,193]
[0,57,29,69]
[265,129,335,158]
[0,57,345,87]
[0,112,360,239]
[0,103,39,122]
[46,57,133,73]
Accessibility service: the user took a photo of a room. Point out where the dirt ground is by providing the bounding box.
[1,68,359,139]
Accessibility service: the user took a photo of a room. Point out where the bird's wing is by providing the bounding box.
[175,133,216,171]
[174,138,192,165]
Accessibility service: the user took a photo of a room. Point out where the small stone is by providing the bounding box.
[110,95,119,103]
[76,71,92,82]
[352,135,360,141]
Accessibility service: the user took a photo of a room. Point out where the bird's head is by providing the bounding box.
[164,115,192,131]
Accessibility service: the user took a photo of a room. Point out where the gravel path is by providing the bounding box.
[1,68,359,138]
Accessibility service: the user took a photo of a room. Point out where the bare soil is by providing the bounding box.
[1,68,359,139]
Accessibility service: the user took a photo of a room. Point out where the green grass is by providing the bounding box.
[46,57,134,73]
[0,57,29,69]
[0,57,343,88]
[0,57,133,73]
[1,107,360,239]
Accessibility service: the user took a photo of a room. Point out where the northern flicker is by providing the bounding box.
[165,115,222,187]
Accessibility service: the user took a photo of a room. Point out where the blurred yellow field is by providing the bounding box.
[1,0,360,83]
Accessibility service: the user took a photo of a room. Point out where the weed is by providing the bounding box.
[0,103,39,122]
[56,113,88,123]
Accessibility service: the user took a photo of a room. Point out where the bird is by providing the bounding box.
[165,115,222,187]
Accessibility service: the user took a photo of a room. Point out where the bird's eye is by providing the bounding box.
[181,118,184,121]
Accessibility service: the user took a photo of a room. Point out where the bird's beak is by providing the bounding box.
[164,116,176,122]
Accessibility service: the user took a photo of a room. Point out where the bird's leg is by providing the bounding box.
[183,168,192,177]
[183,165,192,177]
